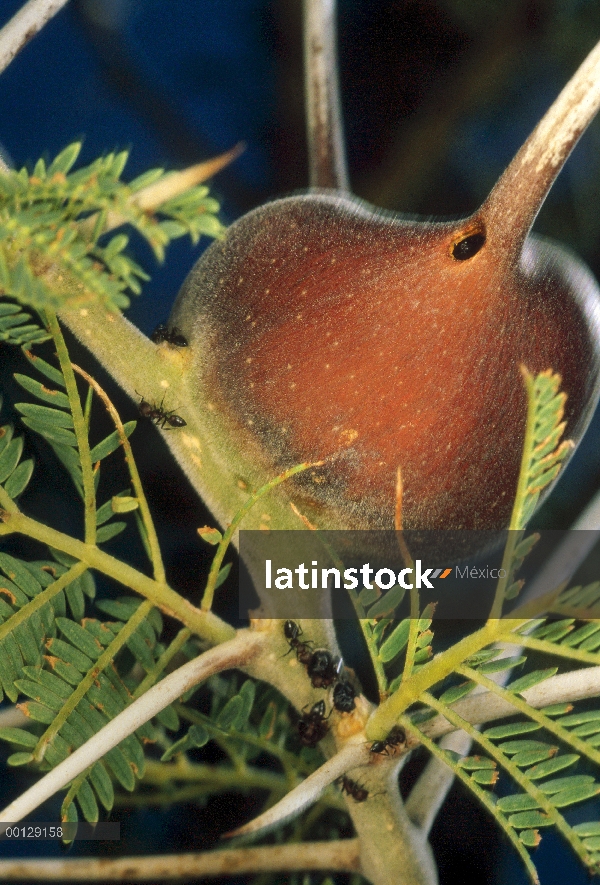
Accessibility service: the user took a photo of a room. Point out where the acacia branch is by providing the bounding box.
[0,632,264,826]
[303,0,348,189]
[0,0,70,79]
[422,665,600,740]
[0,841,360,881]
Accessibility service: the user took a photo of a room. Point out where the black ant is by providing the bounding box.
[283,620,313,665]
[150,323,188,347]
[282,624,342,689]
[137,393,187,429]
[297,700,330,748]
[338,776,369,802]
[307,648,341,689]
[370,726,407,757]
[333,679,356,713]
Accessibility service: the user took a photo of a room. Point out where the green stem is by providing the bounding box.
[61,773,86,820]
[133,628,191,699]
[402,590,420,682]
[201,460,323,611]
[366,622,499,739]
[500,632,600,668]
[363,626,388,697]
[0,483,17,513]
[509,368,537,532]
[488,368,537,623]
[488,530,523,623]
[45,312,96,544]
[342,590,386,695]
[35,600,154,762]
[2,509,234,644]
[71,363,165,584]
[0,562,87,644]
[398,538,420,683]
[421,690,589,869]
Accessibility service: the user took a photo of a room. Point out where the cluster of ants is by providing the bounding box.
[284,620,406,802]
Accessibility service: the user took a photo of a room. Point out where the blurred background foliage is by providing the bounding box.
[2,2,600,883]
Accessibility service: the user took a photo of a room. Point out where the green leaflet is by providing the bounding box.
[21,348,65,387]
[540,703,573,717]
[497,794,540,813]
[556,582,600,612]
[478,655,527,675]
[215,562,232,590]
[14,373,70,408]
[3,458,34,498]
[56,618,103,660]
[367,583,406,620]
[216,696,244,731]
[551,784,600,808]
[484,722,542,740]
[497,740,555,755]
[15,402,74,428]
[458,757,497,770]
[89,762,114,812]
[21,418,76,446]
[161,725,210,762]
[45,637,94,671]
[74,778,99,823]
[358,585,380,607]
[0,408,33,500]
[0,422,13,457]
[95,521,127,544]
[506,668,558,695]
[511,747,558,767]
[519,830,541,848]
[89,422,136,463]
[574,822,600,837]
[558,710,600,727]
[378,619,411,663]
[7,752,34,767]
[509,811,553,829]
[0,727,37,749]
[530,619,574,642]
[439,681,477,706]
[15,679,65,711]
[525,754,579,780]
[470,768,498,786]
[0,436,24,483]
[156,705,180,731]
